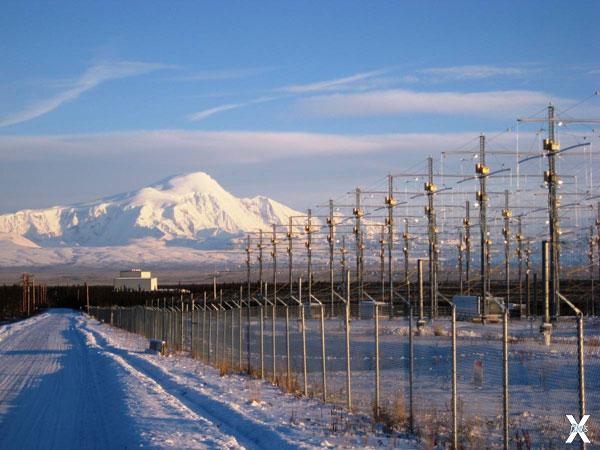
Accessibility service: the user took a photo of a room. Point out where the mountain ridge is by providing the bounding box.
[0,172,301,257]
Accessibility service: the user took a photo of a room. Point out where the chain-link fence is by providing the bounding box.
[89,282,597,449]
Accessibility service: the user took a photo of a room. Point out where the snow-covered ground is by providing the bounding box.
[0,310,419,449]
[190,310,599,448]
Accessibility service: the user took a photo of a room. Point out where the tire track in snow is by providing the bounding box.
[79,323,244,449]
[0,310,132,449]
[0,310,245,450]
[80,317,308,450]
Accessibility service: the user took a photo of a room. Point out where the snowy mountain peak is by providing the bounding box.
[149,172,228,197]
[0,172,302,250]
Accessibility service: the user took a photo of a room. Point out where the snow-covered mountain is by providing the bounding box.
[0,172,302,268]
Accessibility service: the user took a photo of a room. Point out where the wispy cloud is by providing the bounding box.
[0,129,499,163]
[0,61,171,128]
[187,103,244,121]
[278,69,388,94]
[419,64,531,80]
[175,67,274,82]
[296,88,563,118]
[187,96,279,122]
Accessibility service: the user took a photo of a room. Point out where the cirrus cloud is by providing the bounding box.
[295,88,566,118]
[0,61,172,128]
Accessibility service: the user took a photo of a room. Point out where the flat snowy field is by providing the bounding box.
[0,310,419,450]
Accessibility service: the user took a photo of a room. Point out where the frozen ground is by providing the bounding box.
[0,309,419,450]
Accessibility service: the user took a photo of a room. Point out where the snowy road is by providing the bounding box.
[0,310,417,450]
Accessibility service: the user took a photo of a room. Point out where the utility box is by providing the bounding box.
[148,339,166,355]
[508,303,525,318]
[452,295,503,321]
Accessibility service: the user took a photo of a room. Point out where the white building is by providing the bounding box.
[113,269,158,292]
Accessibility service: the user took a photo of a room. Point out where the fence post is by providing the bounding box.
[247,284,251,374]
[451,304,457,450]
[224,296,229,365]
[578,314,586,450]
[260,283,265,379]
[191,295,195,356]
[180,296,184,352]
[202,293,206,362]
[272,291,276,383]
[231,305,235,369]
[162,299,166,342]
[285,302,291,390]
[408,296,414,433]
[300,277,308,397]
[152,301,156,340]
[239,286,243,371]
[533,272,538,316]
[501,307,509,450]
[320,303,327,402]
[208,308,213,364]
[222,300,227,366]
[171,299,175,350]
[525,271,530,317]
[557,292,587,450]
[220,290,225,364]
[345,271,352,410]
[216,298,220,366]
[374,301,380,417]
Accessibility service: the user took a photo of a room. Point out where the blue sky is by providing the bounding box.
[0,1,598,212]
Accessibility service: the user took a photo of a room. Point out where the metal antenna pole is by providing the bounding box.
[327,199,335,316]
[417,259,425,331]
[542,240,552,344]
[341,236,348,300]
[386,174,396,317]
[258,229,264,297]
[425,156,438,319]
[353,188,364,301]
[589,226,595,316]
[516,216,524,315]
[403,219,410,303]
[464,200,471,295]
[305,209,313,305]
[502,189,512,309]
[458,231,464,295]
[379,225,386,303]
[272,223,277,302]
[287,217,293,297]
[525,241,532,317]
[476,134,490,320]
[597,202,600,315]
[516,105,600,319]
[545,104,560,321]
